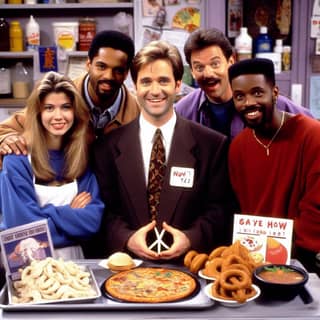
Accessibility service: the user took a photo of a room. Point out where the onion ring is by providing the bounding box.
[219,269,251,291]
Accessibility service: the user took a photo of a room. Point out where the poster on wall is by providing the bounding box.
[172,7,200,33]
[227,0,243,38]
[138,0,203,51]
[243,0,292,42]
[143,0,163,17]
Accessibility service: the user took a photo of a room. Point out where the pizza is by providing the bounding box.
[104,267,198,303]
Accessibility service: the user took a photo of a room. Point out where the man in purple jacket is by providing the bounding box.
[175,28,313,140]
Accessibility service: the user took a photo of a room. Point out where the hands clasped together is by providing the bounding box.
[127,220,191,261]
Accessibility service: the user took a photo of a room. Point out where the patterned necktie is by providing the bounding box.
[147,129,166,221]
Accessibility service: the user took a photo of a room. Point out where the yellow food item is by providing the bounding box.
[107,252,135,271]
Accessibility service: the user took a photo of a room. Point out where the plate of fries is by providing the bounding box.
[7,257,101,305]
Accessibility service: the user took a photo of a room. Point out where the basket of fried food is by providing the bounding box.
[184,241,262,304]
[8,257,100,304]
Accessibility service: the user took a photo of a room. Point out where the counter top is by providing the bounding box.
[0,260,319,320]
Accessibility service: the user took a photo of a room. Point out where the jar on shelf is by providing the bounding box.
[0,67,12,98]
[12,62,30,99]
[10,21,23,52]
[79,18,96,51]
[282,46,291,71]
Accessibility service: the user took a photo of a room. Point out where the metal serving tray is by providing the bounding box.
[0,260,214,311]
[6,265,101,306]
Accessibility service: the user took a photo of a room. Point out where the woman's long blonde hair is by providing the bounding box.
[23,71,89,183]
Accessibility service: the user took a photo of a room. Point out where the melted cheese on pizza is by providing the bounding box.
[105,267,197,303]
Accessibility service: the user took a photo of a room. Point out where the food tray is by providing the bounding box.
[0,260,214,311]
[6,265,101,306]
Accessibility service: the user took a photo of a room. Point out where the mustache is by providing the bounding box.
[98,79,116,86]
[200,77,220,85]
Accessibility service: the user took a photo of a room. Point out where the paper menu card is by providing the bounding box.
[0,220,54,281]
[232,214,294,264]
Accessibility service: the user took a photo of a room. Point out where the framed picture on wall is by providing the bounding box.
[227,0,243,38]
[143,0,162,17]
[243,0,292,44]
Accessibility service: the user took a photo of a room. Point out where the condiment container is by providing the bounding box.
[12,62,30,99]
[235,27,252,61]
[52,22,79,51]
[254,26,272,55]
[282,46,291,71]
[26,15,40,51]
[10,21,23,52]
[0,67,11,98]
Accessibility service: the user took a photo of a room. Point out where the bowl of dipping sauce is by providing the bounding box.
[253,264,308,301]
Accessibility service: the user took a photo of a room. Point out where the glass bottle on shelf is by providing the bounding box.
[282,46,291,71]
[254,26,273,55]
[0,67,12,98]
[0,18,10,51]
[235,27,252,61]
[12,62,30,99]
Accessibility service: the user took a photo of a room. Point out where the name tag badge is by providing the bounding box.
[170,166,194,188]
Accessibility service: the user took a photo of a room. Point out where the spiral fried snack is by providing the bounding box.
[211,269,257,303]
[203,241,258,278]
[12,257,96,303]
[184,241,261,277]
[184,241,260,303]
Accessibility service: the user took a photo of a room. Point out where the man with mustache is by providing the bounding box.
[0,30,140,155]
[228,58,320,274]
[92,40,233,261]
[175,28,312,140]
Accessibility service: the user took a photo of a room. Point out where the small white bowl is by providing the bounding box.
[204,283,261,307]
[198,269,216,281]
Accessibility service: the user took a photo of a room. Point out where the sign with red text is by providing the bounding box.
[232,214,294,264]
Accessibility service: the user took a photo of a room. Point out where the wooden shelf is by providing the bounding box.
[0,99,26,109]
[0,2,134,10]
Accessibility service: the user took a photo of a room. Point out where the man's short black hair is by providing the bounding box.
[88,30,135,69]
[228,58,275,86]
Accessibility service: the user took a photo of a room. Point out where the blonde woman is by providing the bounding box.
[0,71,104,259]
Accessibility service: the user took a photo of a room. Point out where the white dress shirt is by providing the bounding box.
[139,112,177,185]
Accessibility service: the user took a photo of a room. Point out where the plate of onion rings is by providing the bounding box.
[204,283,261,307]
[198,269,216,281]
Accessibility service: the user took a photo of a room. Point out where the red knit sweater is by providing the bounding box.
[229,114,320,253]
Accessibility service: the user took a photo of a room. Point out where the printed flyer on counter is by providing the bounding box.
[232,214,294,264]
[0,220,54,280]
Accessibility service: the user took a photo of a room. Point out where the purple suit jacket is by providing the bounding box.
[92,115,233,257]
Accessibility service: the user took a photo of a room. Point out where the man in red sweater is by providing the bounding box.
[228,58,320,275]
